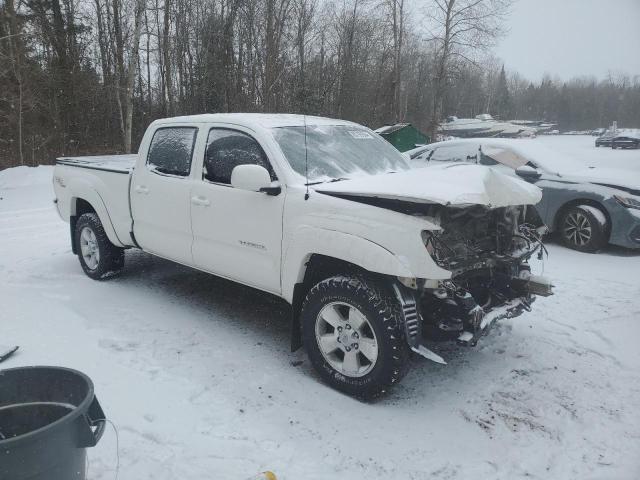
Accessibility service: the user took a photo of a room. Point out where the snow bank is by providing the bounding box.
[0,165,53,189]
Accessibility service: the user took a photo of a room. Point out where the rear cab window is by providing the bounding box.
[147,127,198,177]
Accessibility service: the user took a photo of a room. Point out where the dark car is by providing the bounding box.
[612,134,640,149]
[595,130,616,147]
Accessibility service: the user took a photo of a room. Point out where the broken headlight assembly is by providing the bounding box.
[614,195,640,210]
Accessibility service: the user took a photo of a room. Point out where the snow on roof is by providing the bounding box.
[152,113,359,129]
[424,137,583,173]
[373,123,411,134]
[613,128,640,140]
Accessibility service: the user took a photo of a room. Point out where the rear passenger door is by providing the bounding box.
[190,127,285,294]
[131,125,199,265]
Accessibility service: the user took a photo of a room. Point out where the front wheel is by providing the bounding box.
[301,275,410,399]
[559,205,608,252]
[75,213,124,279]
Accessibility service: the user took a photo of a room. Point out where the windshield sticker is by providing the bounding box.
[348,130,373,139]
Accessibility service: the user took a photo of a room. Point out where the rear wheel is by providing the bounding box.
[301,275,410,399]
[559,205,608,252]
[75,213,124,279]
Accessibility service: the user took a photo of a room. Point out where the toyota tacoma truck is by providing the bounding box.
[53,114,552,398]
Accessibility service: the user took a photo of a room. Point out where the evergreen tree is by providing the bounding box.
[494,65,512,119]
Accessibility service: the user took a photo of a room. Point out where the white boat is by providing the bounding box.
[439,114,532,138]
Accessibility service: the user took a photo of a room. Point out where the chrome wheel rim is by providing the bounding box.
[563,212,592,246]
[80,226,100,270]
[315,301,378,378]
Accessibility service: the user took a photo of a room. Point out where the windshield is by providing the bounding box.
[272,125,410,183]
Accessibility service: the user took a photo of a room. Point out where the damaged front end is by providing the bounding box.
[398,204,553,361]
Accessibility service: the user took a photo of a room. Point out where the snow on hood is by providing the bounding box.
[568,167,640,193]
[316,163,542,208]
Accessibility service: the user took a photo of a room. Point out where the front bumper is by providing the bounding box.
[456,295,533,347]
[608,203,640,249]
[394,271,552,363]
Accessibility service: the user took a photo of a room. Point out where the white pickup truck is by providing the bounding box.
[53,113,552,398]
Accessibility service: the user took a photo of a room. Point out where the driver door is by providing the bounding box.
[190,127,285,294]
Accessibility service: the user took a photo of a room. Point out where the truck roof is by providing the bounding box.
[151,113,359,129]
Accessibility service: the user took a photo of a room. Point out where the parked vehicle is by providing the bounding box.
[53,114,551,398]
[611,132,640,149]
[407,139,640,252]
[595,130,616,147]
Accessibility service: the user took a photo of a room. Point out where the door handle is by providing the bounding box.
[134,185,149,194]
[191,196,210,207]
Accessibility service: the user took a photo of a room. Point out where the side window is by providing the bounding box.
[203,128,276,184]
[410,148,433,161]
[479,153,498,165]
[430,145,478,162]
[147,127,197,177]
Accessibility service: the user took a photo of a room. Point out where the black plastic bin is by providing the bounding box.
[0,366,106,480]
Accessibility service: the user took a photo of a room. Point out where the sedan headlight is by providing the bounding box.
[614,195,640,210]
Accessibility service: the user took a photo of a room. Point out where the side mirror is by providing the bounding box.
[230,164,281,195]
[515,165,542,182]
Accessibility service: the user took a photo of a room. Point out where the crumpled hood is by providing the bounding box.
[316,164,542,207]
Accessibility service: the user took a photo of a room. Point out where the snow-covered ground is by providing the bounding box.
[1,135,639,479]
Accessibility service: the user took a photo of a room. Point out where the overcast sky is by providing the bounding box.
[495,0,640,81]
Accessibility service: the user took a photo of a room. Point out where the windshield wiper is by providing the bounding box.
[306,177,349,186]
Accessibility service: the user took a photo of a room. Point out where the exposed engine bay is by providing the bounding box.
[321,193,553,352]
[410,204,552,349]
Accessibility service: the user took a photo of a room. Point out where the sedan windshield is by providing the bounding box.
[272,125,410,183]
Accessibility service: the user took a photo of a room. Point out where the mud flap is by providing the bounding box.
[393,283,447,365]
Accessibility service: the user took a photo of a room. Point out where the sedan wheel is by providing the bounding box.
[559,205,608,253]
[563,211,592,247]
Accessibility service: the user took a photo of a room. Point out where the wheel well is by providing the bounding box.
[289,254,386,352]
[554,199,611,237]
[70,198,97,254]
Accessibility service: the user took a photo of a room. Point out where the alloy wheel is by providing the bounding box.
[79,226,100,270]
[314,301,379,378]
[563,211,592,247]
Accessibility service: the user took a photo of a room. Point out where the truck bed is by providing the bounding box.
[56,154,137,174]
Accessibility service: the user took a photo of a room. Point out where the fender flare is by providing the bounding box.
[281,226,415,304]
[67,179,124,248]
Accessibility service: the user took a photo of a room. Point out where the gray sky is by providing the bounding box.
[495,0,640,81]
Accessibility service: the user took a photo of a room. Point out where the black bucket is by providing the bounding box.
[0,366,106,480]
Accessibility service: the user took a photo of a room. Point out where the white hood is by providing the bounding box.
[316,164,542,208]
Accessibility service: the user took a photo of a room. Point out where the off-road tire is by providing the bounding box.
[75,213,125,280]
[301,275,410,399]
[558,205,608,253]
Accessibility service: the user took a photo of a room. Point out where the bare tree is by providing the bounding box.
[386,0,405,123]
[2,0,640,169]
[3,0,25,164]
[424,0,512,139]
